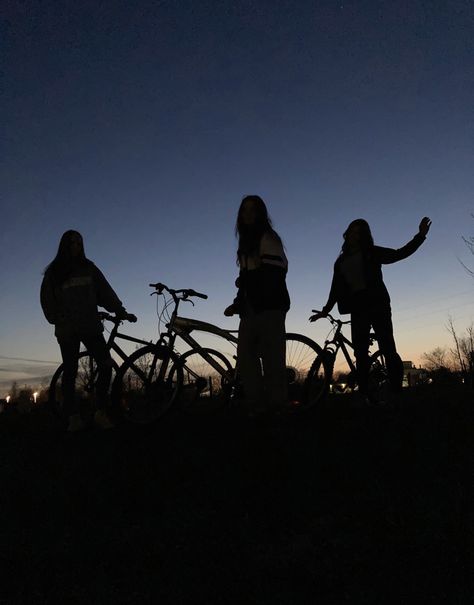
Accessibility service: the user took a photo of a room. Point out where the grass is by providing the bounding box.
[0,385,473,604]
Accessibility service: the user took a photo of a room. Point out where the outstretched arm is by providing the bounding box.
[310,271,337,322]
[376,217,431,264]
[93,266,128,317]
[322,273,338,315]
[224,275,242,316]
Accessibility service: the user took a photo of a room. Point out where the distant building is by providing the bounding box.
[402,361,427,387]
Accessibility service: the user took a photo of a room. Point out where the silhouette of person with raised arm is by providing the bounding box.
[224,196,290,417]
[311,217,431,403]
[41,230,136,432]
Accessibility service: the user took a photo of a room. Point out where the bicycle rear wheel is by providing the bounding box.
[285,333,326,409]
[48,352,108,421]
[111,345,182,424]
[171,348,234,410]
[302,349,333,409]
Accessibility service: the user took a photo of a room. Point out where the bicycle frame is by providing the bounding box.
[324,328,357,375]
[101,316,153,370]
[147,283,324,400]
[157,313,238,382]
[141,284,240,388]
[321,317,379,384]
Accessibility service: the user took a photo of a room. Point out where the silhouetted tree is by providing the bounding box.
[446,317,474,374]
[461,215,474,275]
[17,387,34,414]
[10,380,18,400]
[428,366,459,386]
[421,347,451,372]
[422,319,473,386]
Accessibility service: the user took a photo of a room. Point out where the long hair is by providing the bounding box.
[341,219,374,256]
[235,195,278,263]
[44,230,89,285]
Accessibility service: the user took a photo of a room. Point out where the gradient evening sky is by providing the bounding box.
[1,0,473,394]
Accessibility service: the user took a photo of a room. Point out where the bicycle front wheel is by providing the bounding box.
[305,351,333,409]
[285,333,326,409]
[368,350,388,402]
[111,345,182,424]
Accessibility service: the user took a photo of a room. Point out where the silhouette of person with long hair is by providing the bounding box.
[224,196,290,416]
[41,230,136,431]
[311,217,431,402]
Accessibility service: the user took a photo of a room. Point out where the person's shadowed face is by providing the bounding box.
[70,233,84,258]
[343,219,374,253]
[344,223,363,248]
[240,198,259,226]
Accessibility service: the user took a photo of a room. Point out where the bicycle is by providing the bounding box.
[306,311,388,405]
[48,312,144,421]
[110,282,324,423]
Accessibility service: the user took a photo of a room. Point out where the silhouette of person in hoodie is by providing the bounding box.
[41,230,136,431]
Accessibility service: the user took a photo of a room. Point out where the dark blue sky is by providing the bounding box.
[1,0,473,392]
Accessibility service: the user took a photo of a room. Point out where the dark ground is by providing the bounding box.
[1,386,473,605]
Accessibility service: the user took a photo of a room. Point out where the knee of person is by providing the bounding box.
[379,343,398,357]
[385,350,401,362]
[62,360,78,373]
[95,355,113,369]
[63,368,78,378]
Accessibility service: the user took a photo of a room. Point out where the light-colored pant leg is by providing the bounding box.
[237,311,264,406]
[259,310,287,407]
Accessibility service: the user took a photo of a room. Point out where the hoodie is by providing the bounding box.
[40,260,126,336]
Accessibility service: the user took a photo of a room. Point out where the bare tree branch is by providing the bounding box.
[446,316,469,373]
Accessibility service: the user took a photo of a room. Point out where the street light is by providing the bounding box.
[33,392,39,404]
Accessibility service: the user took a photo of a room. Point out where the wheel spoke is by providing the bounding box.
[285,334,325,408]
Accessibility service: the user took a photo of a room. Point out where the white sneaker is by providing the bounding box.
[67,413,87,433]
[94,409,114,430]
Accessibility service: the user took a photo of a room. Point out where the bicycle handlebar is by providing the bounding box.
[310,310,351,326]
[98,312,137,324]
[149,282,208,300]
[186,289,208,300]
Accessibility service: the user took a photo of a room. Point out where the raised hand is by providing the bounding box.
[419,216,432,237]
[309,309,328,323]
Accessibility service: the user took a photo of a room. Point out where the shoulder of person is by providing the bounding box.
[260,230,284,250]
[371,245,387,257]
[86,261,108,283]
[42,265,60,287]
[86,260,101,274]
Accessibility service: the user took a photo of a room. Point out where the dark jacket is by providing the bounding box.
[323,233,426,315]
[40,260,126,336]
[233,232,290,316]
